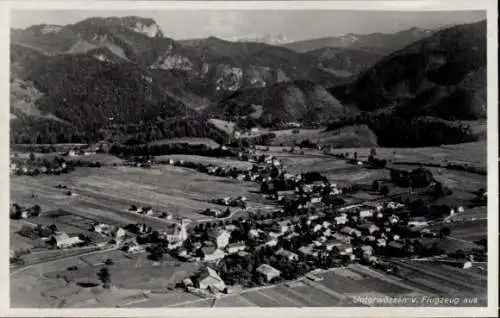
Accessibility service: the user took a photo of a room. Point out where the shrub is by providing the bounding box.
[380,185,390,196]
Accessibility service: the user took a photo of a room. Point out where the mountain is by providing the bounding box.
[209,80,352,128]
[284,27,435,55]
[10,16,486,148]
[11,16,166,60]
[330,20,486,120]
[231,32,290,45]
[305,47,384,77]
[326,20,486,147]
[176,36,347,93]
[12,18,347,97]
[10,16,347,144]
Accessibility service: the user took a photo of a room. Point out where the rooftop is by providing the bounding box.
[256,264,281,276]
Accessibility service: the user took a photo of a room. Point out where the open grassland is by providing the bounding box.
[388,260,487,306]
[10,165,270,230]
[325,141,487,168]
[430,219,487,243]
[215,263,487,307]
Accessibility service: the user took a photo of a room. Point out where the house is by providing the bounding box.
[360,245,374,256]
[256,264,281,282]
[334,243,353,255]
[248,229,260,239]
[126,241,143,253]
[263,238,278,247]
[67,149,78,157]
[275,249,299,261]
[363,235,376,242]
[322,221,332,228]
[183,278,194,288]
[358,207,374,219]
[298,245,319,258]
[226,242,246,254]
[208,229,231,249]
[462,261,472,269]
[332,233,352,244]
[340,226,355,235]
[376,238,387,247]
[358,223,380,235]
[310,197,322,205]
[335,214,348,225]
[285,232,300,240]
[387,202,405,210]
[112,227,127,242]
[276,221,290,233]
[52,232,82,249]
[196,267,226,292]
[138,224,152,234]
[312,240,323,247]
[364,254,378,263]
[313,224,323,233]
[93,223,110,234]
[21,210,31,219]
[142,207,154,216]
[408,217,428,228]
[389,215,399,224]
[225,224,239,232]
[202,247,226,262]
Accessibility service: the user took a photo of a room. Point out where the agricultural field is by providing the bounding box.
[10,164,271,231]
[325,141,487,168]
[429,219,487,243]
[211,263,487,307]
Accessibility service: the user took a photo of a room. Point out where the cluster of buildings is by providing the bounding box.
[10,160,69,176]
[129,205,174,219]
[210,196,247,209]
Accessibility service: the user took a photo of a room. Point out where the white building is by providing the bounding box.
[197,267,226,292]
[166,219,190,243]
[202,247,226,262]
[208,229,231,249]
[226,242,246,254]
[256,264,281,282]
[52,232,82,249]
[275,249,299,261]
[93,223,111,234]
[112,227,127,243]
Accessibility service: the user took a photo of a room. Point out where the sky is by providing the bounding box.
[10,10,486,42]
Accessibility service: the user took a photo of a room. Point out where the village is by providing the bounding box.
[9,140,488,306]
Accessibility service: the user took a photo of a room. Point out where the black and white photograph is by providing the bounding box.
[3,0,498,315]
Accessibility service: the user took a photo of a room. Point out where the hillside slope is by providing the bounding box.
[284,27,434,54]
[211,80,352,127]
[330,20,487,121]
[306,47,383,77]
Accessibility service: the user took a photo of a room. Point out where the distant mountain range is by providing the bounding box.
[283,27,435,54]
[10,16,487,147]
[231,32,290,45]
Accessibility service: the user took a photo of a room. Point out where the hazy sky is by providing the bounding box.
[11,10,486,41]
